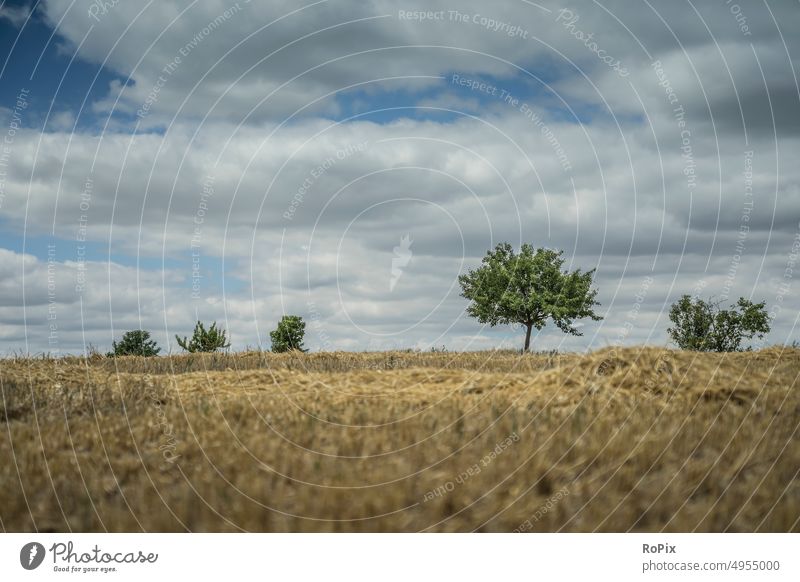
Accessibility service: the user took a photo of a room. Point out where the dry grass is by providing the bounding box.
[1,347,798,532]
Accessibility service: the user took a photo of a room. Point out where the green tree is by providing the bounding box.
[667,295,770,352]
[108,329,161,357]
[458,243,602,352]
[175,321,230,353]
[270,315,307,353]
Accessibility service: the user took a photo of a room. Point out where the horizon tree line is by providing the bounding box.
[105,242,773,357]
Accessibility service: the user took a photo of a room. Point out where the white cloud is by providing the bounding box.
[1,0,798,352]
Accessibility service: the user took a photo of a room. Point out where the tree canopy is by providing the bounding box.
[458,243,602,351]
[667,295,770,351]
[270,315,307,353]
[108,329,161,357]
[176,321,230,353]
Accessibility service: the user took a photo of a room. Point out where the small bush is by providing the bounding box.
[176,321,230,353]
[270,315,306,353]
[108,330,161,357]
[667,295,770,352]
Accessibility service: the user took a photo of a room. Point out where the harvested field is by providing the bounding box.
[1,347,798,532]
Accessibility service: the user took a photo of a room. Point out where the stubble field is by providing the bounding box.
[1,347,798,532]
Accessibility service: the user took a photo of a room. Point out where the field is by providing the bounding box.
[1,347,798,532]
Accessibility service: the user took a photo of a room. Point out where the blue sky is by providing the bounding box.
[0,2,123,132]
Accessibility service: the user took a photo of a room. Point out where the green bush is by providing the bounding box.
[667,295,770,352]
[270,315,307,353]
[108,330,161,357]
[176,321,230,353]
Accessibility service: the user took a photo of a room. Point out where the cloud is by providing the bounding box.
[0,0,798,352]
[0,4,32,27]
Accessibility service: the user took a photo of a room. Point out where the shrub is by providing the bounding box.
[667,295,770,352]
[176,321,230,353]
[108,330,161,357]
[270,315,306,353]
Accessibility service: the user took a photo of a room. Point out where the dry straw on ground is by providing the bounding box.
[1,347,798,532]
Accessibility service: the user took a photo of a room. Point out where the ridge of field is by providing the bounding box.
[1,347,798,532]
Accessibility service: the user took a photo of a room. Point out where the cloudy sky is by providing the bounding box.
[0,0,798,354]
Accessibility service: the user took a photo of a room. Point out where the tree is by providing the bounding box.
[108,330,161,357]
[667,295,770,352]
[175,321,230,353]
[458,243,602,352]
[270,315,307,353]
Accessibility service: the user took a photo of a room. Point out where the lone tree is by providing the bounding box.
[176,321,230,353]
[270,315,307,353]
[459,243,602,352]
[108,330,161,357]
[667,295,770,352]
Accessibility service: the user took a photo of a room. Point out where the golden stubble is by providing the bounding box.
[1,347,798,532]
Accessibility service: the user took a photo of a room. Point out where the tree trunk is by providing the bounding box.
[523,323,533,352]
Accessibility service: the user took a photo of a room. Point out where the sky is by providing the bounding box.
[0,0,798,354]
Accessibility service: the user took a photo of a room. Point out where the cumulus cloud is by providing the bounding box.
[0,0,797,352]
